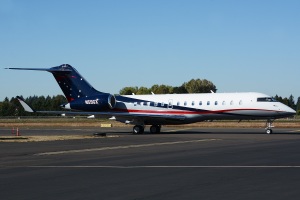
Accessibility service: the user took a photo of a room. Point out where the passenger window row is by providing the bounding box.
[176,100,243,106]
[133,100,244,107]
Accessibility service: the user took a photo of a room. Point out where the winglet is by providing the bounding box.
[16,96,35,112]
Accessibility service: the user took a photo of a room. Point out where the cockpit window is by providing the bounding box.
[257,97,277,102]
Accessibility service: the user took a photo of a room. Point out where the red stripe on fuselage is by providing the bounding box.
[112,108,277,115]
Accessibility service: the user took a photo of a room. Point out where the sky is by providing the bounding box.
[1,0,300,101]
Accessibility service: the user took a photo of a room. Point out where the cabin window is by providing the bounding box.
[215,101,218,105]
[207,101,210,105]
[230,100,234,105]
[199,101,202,106]
[239,100,243,105]
[191,101,195,106]
[134,102,137,106]
[184,101,187,106]
[222,101,226,105]
[154,102,158,107]
[177,102,180,106]
[147,102,151,106]
[161,102,165,107]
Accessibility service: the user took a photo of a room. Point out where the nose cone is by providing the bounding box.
[288,107,296,115]
[282,104,296,116]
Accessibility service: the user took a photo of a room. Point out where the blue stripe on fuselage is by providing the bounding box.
[115,95,208,112]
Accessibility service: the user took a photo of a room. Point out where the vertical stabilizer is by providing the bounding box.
[7,64,102,102]
[50,64,102,102]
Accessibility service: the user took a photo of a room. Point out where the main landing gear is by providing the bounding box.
[150,125,161,134]
[133,125,144,134]
[132,125,161,134]
[265,119,274,134]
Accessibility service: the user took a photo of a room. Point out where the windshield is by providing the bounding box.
[257,97,278,102]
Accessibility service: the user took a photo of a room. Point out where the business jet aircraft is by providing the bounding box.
[7,64,295,134]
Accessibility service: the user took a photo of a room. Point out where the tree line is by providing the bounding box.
[0,78,299,116]
[119,79,217,95]
[0,95,67,116]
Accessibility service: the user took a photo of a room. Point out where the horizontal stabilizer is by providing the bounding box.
[6,67,72,72]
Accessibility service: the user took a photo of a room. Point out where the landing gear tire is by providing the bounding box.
[266,129,273,134]
[150,125,161,134]
[133,125,144,134]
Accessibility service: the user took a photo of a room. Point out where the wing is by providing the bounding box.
[16,96,186,121]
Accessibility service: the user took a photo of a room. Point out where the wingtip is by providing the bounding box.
[16,96,35,113]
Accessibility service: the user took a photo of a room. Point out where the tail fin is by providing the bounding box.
[7,64,102,102]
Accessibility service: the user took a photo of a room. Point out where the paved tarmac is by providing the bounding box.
[1,127,300,200]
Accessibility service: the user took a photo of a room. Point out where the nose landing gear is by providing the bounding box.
[265,119,274,134]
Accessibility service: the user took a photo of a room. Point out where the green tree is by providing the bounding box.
[173,86,188,94]
[1,97,13,116]
[183,79,217,93]
[0,95,68,116]
[288,95,296,110]
[10,97,24,116]
[44,95,52,111]
[119,87,139,95]
[151,84,173,94]
[150,84,160,94]
[137,87,151,95]
[51,95,67,110]
[296,97,300,115]
[119,78,217,95]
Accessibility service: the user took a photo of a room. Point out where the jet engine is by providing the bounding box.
[62,93,116,111]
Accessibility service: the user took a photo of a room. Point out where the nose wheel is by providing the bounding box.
[266,129,273,134]
[265,119,274,134]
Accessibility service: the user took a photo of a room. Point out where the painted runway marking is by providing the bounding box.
[165,128,193,132]
[289,130,300,133]
[35,139,220,156]
[28,165,300,169]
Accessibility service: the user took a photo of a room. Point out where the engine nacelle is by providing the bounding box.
[65,93,116,111]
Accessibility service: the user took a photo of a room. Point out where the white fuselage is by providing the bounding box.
[114,92,295,125]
